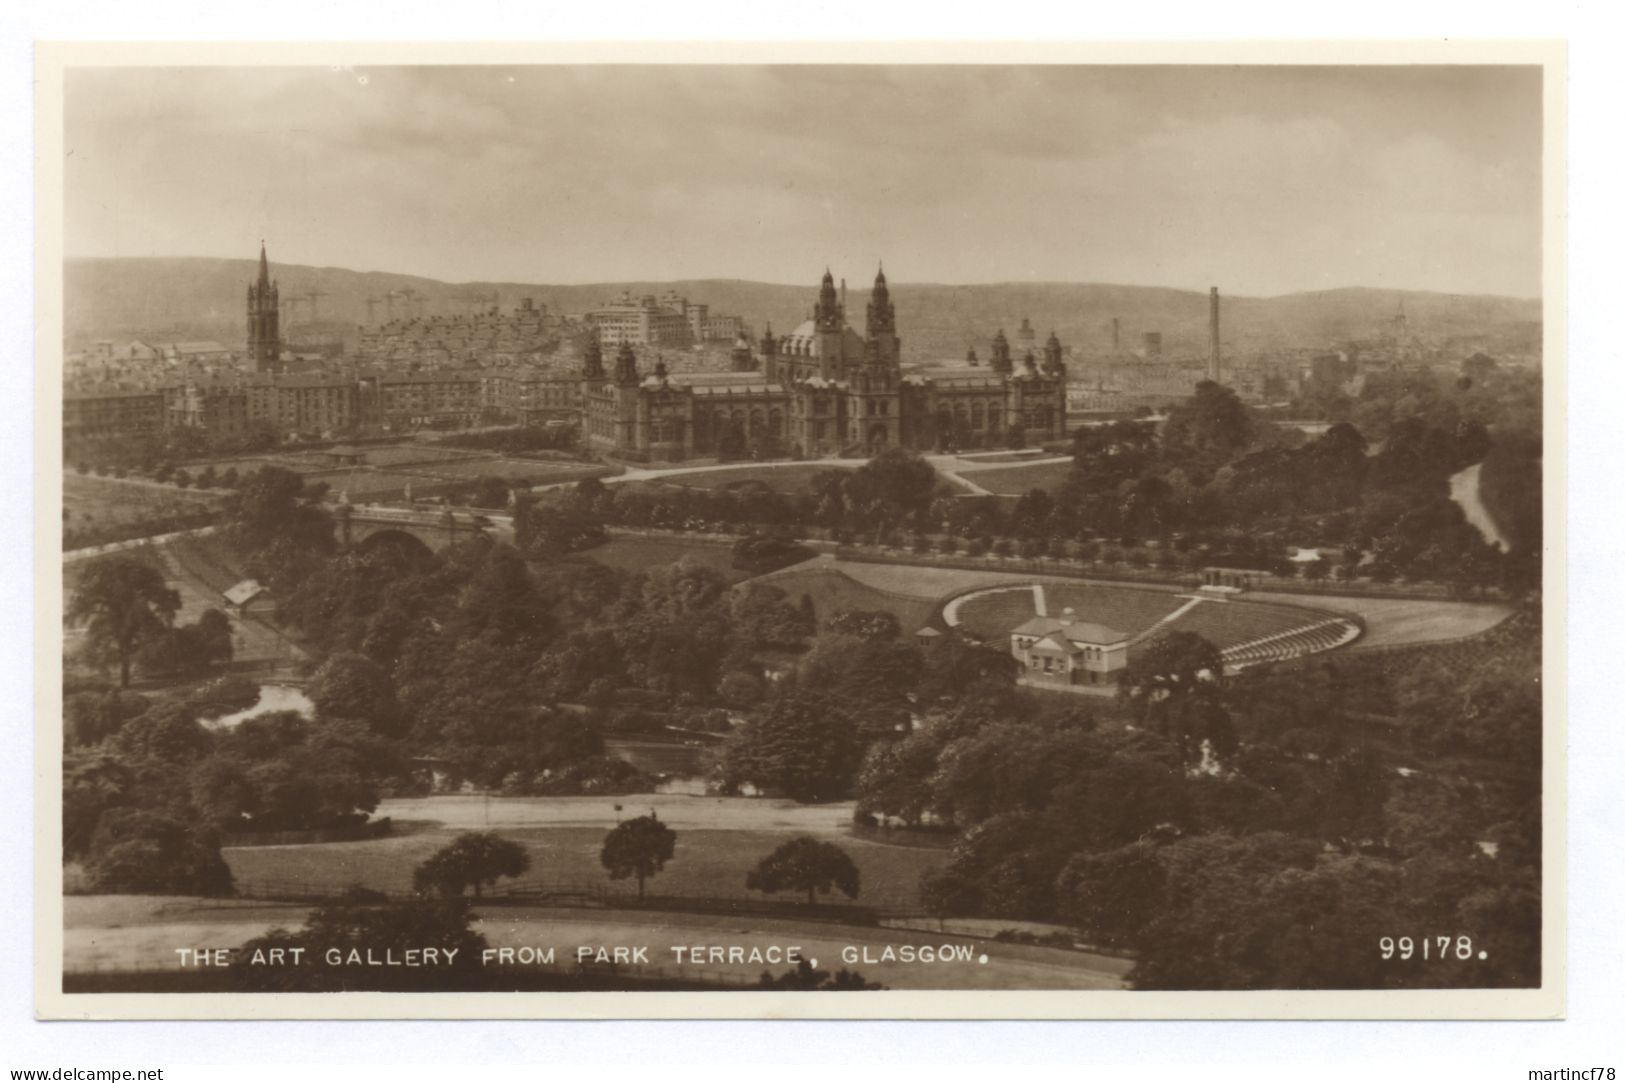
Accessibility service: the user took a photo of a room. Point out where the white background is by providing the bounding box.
[1,1,1619,1074]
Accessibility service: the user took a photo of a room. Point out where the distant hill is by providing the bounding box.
[63,257,1542,363]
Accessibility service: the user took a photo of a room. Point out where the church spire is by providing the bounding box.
[258,240,271,288]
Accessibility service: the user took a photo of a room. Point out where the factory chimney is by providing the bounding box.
[1208,286,1221,383]
[1112,316,1120,354]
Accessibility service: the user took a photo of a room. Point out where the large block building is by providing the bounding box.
[582,267,1069,461]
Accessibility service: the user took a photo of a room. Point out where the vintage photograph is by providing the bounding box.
[37,46,1559,1018]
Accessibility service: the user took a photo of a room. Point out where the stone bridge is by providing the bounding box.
[334,504,516,557]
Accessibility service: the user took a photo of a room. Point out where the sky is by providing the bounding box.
[61,64,1544,297]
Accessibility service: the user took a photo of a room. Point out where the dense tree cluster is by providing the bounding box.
[63,680,402,894]
[851,609,1542,989]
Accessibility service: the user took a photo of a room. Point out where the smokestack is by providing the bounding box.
[1112,317,1120,354]
[840,278,847,314]
[1208,286,1221,382]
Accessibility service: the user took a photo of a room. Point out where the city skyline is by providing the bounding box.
[63,64,1543,298]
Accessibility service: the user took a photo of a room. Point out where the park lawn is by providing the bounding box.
[655,463,848,493]
[64,473,220,533]
[961,459,1075,495]
[658,462,975,498]
[761,567,937,631]
[223,826,943,912]
[584,535,748,582]
[1267,593,1513,649]
[952,588,1045,640]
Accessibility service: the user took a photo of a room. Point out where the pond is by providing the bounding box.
[204,683,316,730]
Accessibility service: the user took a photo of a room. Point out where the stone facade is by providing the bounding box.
[582,268,1069,462]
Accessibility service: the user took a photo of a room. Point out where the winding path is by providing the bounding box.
[1449,462,1511,552]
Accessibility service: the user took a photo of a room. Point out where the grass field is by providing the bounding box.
[761,567,937,630]
[951,588,1048,638]
[656,461,976,497]
[304,468,447,497]
[960,459,1075,495]
[951,579,1332,654]
[1164,598,1322,646]
[398,459,602,483]
[224,826,943,912]
[655,464,848,493]
[585,535,749,582]
[1264,593,1512,649]
[64,474,220,534]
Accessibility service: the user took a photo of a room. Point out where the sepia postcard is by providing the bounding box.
[33,39,1565,1020]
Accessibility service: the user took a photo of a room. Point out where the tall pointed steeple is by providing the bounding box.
[246,240,281,373]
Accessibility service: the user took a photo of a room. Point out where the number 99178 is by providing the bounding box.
[1379,935,1479,961]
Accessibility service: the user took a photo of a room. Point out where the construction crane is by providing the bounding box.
[364,296,381,326]
[304,289,330,322]
[399,288,421,321]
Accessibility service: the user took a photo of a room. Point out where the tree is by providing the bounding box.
[745,836,860,906]
[599,813,677,899]
[470,475,511,509]
[67,556,181,687]
[723,690,861,802]
[413,832,531,898]
[85,808,233,896]
[1117,630,1232,764]
[1162,380,1255,462]
[227,465,335,556]
[308,651,403,735]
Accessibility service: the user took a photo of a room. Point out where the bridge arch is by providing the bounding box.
[353,526,436,564]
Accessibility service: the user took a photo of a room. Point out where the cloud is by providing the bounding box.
[61,64,1544,297]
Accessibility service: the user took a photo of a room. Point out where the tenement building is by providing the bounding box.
[582,267,1069,461]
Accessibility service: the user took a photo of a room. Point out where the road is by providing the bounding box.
[375,793,856,833]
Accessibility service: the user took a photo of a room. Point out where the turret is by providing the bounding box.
[814,268,842,332]
[1042,331,1065,377]
[866,264,895,337]
[760,323,778,382]
[990,329,1013,375]
[582,332,605,381]
[614,341,639,385]
[864,263,900,367]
